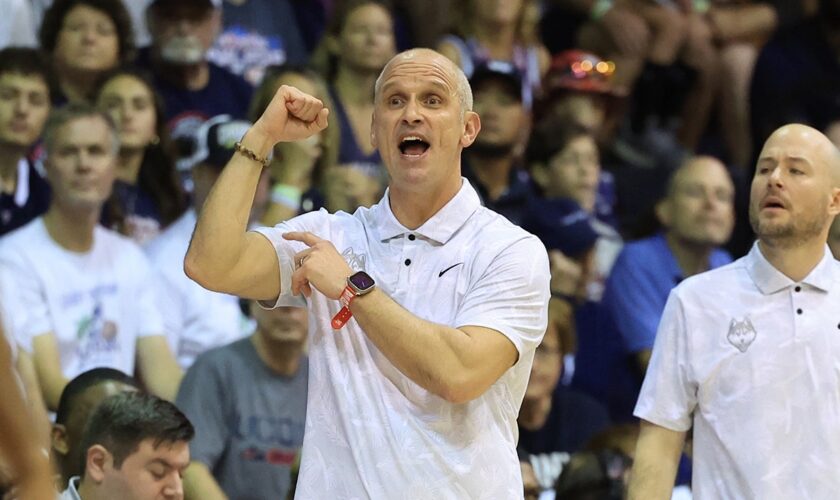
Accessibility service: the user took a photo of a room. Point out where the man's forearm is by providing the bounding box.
[628,421,686,500]
[137,336,183,402]
[184,462,228,500]
[350,288,514,403]
[185,128,272,287]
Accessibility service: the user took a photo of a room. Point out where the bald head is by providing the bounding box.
[374,48,473,113]
[759,124,840,186]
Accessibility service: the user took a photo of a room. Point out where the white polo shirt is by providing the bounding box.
[255,179,550,499]
[636,242,840,499]
[146,209,247,369]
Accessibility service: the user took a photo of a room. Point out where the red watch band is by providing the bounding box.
[332,285,358,329]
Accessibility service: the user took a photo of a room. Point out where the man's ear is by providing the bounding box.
[52,424,69,455]
[655,198,672,227]
[828,186,840,217]
[370,114,377,149]
[86,445,110,484]
[530,162,549,191]
[460,111,481,148]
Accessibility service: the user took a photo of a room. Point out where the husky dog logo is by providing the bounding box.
[727,317,757,353]
[341,247,367,271]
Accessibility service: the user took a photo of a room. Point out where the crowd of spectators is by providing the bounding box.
[0,0,838,498]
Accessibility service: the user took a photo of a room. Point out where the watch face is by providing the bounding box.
[349,271,375,291]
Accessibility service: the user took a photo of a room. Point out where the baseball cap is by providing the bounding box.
[522,197,599,258]
[543,50,615,96]
[470,60,524,102]
[184,115,252,171]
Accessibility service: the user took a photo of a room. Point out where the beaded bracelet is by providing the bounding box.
[234,141,270,168]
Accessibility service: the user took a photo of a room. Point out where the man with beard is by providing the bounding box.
[141,0,252,170]
[629,124,840,499]
[462,60,533,225]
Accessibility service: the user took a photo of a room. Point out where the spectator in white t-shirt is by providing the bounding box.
[146,115,252,370]
[0,103,182,411]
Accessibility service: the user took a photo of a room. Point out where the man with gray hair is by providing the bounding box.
[184,48,550,498]
[0,103,182,412]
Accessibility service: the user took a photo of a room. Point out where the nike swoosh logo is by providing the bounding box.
[438,263,464,277]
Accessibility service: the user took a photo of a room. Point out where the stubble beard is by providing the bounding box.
[749,204,828,248]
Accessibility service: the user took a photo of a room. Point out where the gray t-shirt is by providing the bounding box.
[176,337,307,500]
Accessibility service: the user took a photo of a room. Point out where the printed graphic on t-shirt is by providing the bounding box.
[208,26,287,86]
[76,302,120,369]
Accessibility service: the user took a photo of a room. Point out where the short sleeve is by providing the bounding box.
[251,210,331,309]
[633,290,697,431]
[0,248,50,352]
[176,352,230,467]
[454,234,550,362]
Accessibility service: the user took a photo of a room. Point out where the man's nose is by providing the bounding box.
[401,98,422,123]
[163,475,184,499]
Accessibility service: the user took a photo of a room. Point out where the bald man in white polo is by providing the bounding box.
[629,123,840,499]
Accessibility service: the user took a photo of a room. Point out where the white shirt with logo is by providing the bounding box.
[146,209,247,369]
[255,180,550,499]
[0,218,163,378]
[636,242,840,499]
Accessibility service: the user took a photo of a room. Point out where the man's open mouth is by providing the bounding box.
[399,136,430,156]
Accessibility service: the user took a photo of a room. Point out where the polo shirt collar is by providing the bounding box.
[746,241,839,294]
[372,178,482,244]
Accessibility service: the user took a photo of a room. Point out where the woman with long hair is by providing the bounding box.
[95,67,187,245]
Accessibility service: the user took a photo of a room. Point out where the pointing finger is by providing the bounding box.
[283,231,323,247]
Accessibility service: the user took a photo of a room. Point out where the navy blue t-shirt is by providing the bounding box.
[0,160,50,237]
[137,49,253,168]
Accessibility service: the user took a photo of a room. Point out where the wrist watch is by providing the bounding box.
[331,271,376,329]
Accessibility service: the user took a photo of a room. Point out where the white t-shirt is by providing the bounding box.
[146,209,247,369]
[255,180,550,499]
[0,218,163,379]
[636,242,840,499]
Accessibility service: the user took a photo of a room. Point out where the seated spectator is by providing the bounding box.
[538,50,618,138]
[96,67,188,245]
[605,156,735,372]
[317,0,395,188]
[248,66,338,225]
[58,391,193,499]
[597,156,734,420]
[178,303,308,500]
[0,103,182,410]
[0,47,52,236]
[208,0,309,85]
[38,0,134,105]
[527,120,622,303]
[52,368,140,487]
[438,0,550,109]
[146,115,252,370]
[141,0,252,170]
[462,60,534,225]
[519,199,612,492]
